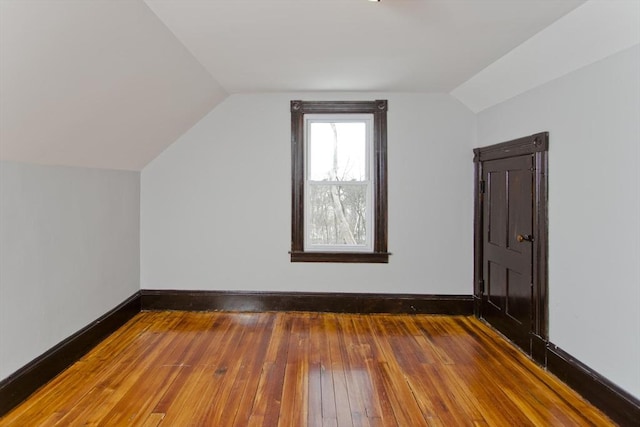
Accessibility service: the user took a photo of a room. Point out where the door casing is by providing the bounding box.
[473,132,549,363]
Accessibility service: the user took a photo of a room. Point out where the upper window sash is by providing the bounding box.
[304,114,373,183]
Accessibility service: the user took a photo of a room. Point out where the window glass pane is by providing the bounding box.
[308,184,367,246]
[309,122,366,181]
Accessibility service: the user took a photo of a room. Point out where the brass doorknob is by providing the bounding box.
[517,234,534,242]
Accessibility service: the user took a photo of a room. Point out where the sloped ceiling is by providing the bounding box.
[144,0,585,93]
[0,0,226,171]
[4,0,637,171]
[452,0,640,112]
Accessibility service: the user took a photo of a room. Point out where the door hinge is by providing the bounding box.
[478,279,485,294]
[479,180,486,194]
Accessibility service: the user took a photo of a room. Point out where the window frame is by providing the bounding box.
[290,100,389,263]
[304,114,374,253]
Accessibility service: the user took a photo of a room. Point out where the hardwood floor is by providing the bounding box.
[1,312,613,426]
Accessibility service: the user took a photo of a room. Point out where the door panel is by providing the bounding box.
[482,155,533,352]
[507,268,529,325]
[488,173,507,247]
[487,261,505,309]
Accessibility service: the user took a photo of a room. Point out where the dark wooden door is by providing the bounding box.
[482,154,534,352]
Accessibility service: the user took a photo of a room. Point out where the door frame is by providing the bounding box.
[473,132,549,362]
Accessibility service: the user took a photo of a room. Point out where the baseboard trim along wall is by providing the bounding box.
[1,289,638,425]
[139,289,474,315]
[0,292,141,417]
[545,343,640,426]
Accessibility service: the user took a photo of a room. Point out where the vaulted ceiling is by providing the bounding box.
[1,0,638,171]
[144,0,584,93]
[0,0,226,171]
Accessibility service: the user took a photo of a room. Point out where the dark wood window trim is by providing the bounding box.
[290,100,389,263]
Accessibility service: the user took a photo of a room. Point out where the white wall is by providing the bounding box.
[141,93,475,295]
[0,162,140,381]
[476,45,640,398]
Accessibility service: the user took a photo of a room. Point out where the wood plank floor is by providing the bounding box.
[1,312,614,426]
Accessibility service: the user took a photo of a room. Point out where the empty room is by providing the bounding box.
[0,0,638,425]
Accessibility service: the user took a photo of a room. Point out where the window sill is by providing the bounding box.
[290,251,390,263]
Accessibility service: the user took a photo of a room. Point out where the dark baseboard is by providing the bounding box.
[0,292,141,418]
[140,289,474,315]
[545,344,640,426]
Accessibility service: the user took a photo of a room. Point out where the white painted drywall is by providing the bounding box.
[476,45,640,398]
[141,93,475,295]
[0,162,140,381]
[452,0,640,113]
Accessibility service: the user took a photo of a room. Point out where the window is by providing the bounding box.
[290,100,389,263]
